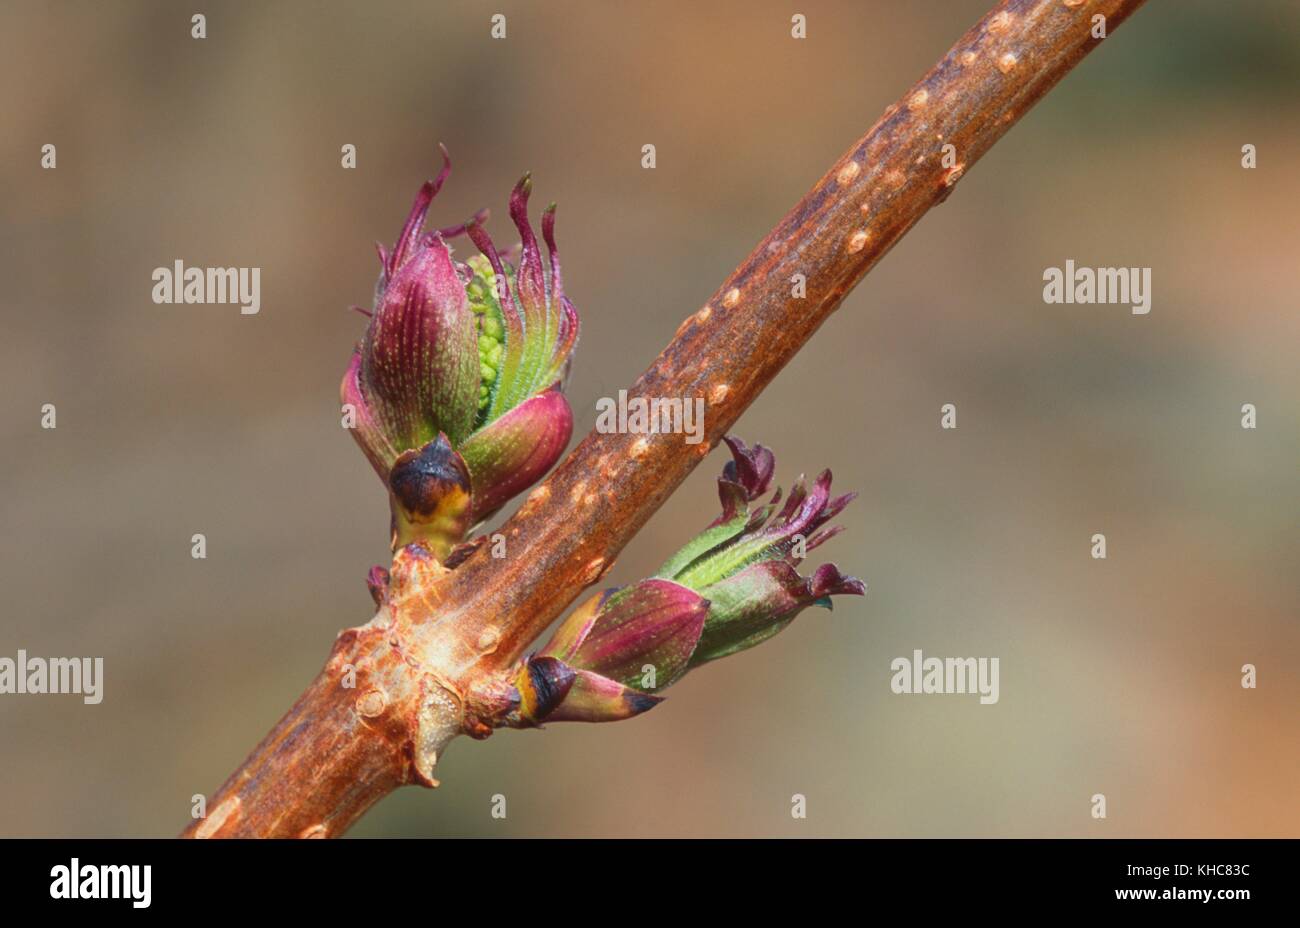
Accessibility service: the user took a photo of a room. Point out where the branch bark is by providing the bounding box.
[183,0,1147,838]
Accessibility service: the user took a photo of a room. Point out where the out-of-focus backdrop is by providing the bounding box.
[1,0,1296,837]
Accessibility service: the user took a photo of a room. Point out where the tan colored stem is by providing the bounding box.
[433,0,1148,671]
[179,601,465,839]
[185,0,1147,838]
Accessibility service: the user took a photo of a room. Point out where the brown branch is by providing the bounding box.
[183,0,1147,838]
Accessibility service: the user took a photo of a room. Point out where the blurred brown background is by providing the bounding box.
[1,0,1297,837]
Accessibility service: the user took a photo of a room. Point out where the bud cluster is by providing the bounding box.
[341,148,578,560]
[506,437,865,726]
[338,155,864,737]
